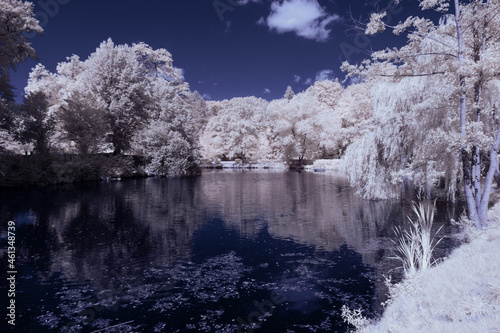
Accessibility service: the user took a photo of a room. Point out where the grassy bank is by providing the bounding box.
[356,203,500,333]
[0,153,149,187]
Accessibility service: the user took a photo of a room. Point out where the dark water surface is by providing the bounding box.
[0,170,464,332]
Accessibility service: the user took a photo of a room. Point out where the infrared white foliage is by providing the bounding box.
[25,38,203,174]
[0,0,43,76]
[341,305,369,331]
[200,80,352,162]
[200,96,271,161]
[343,0,500,225]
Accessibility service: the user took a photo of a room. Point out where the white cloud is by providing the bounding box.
[304,77,313,85]
[315,69,335,82]
[202,93,212,101]
[293,75,301,83]
[260,0,340,42]
[263,88,271,94]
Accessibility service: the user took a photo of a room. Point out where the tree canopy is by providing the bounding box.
[0,0,43,100]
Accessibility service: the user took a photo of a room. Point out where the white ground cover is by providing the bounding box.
[359,203,500,333]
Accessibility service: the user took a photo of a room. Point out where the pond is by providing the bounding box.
[0,170,464,332]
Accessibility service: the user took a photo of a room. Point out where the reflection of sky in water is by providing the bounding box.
[0,171,463,332]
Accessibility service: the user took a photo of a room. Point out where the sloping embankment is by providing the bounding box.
[360,204,500,333]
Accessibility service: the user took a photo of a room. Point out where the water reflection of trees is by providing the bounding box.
[0,173,464,269]
[199,171,394,252]
[1,172,455,281]
[1,178,206,284]
[197,170,462,314]
[0,171,463,326]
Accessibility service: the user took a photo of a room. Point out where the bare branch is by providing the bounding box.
[375,72,446,77]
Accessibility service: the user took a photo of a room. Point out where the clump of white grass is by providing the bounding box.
[393,200,442,276]
[342,200,443,330]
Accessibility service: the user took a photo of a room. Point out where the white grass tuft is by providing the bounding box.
[392,200,442,276]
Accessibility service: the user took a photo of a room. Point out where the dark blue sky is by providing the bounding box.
[10,0,420,102]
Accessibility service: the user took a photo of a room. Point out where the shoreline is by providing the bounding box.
[0,153,150,188]
[356,201,500,333]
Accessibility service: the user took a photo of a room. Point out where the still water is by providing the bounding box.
[0,170,463,332]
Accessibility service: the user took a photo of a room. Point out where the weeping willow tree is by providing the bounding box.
[341,76,460,200]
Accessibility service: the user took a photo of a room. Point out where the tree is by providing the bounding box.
[0,0,42,152]
[26,63,67,110]
[307,79,345,158]
[345,0,500,227]
[187,90,210,137]
[267,81,343,163]
[132,81,200,176]
[0,0,43,100]
[26,39,188,155]
[133,113,200,176]
[0,97,13,130]
[79,39,152,155]
[132,41,181,81]
[333,81,374,157]
[59,93,107,155]
[25,59,87,152]
[26,39,202,175]
[341,76,458,199]
[200,97,271,161]
[0,97,16,153]
[16,92,54,155]
[284,86,295,100]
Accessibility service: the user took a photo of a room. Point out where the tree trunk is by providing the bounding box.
[455,0,483,228]
[494,169,500,188]
[477,127,500,224]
